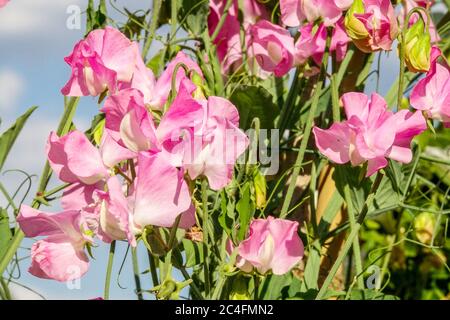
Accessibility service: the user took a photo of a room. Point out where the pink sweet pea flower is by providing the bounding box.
[236,217,304,275]
[313,93,427,176]
[149,52,204,110]
[345,0,398,53]
[280,0,351,27]
[208,0,268,73]
[410,47,450,127]
[157,85,249,190]
[116,51,203,111]
[0,0,9,8]
[62,27,137,97]
[248,20,295,77]
[295,19,349,66]
[101,88,158,152]
[208,0,242,74]
[47,130,109,185]
[97,152,195,238]
[17,206,92,282]
[45,129,131,185]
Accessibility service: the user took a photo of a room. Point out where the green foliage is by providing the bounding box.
[0,106,37,172]
[229,85,279,130]
[0,208,12,260]
[182,239,205,268]
[86,0,107,34]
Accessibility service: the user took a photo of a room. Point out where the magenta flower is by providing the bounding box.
[236,217,304,275]
[248,20,295,77]
[61,27,138,97]
[17,206,92,282]
[208,0,268,73]
[410,47,450,127]
[313,93,427,176]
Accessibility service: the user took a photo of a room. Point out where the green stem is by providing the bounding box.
[0,182,17,212]
[343,184,364,290]
[142,0,162,60]
[177,261,204,300]
[147,251,159,287]
[0,97,79,277]
[103,241,116,300]
[279,34,331,219]
[210,0,233,42]
[211,275,227,299]
[201,179,211,298]
[0,278,11,300]
[420,154,450,166]
[254,275,260,300]
[167,215,182,250]
[131,247,143,300]
[278,68,302,134]
[316,172,384,300]
[169,0,178,56]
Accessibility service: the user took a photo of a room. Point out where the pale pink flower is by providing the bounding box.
[147,52,203,110]
[236,217,304,275]
[62,27,137,97]
[248,20,295,77]
[157,85,249,190]
[280,0,351,27]
[17,206,91,282]
[97,152,195,238]
[0,0,9,8]
[313,93,427,176]
[410,47,450,127]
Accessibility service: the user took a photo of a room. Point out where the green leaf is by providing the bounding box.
[147,49,166,77]
[182,239,205,267]
[0,208,12,260]
[86,0,107,34]
[229,85,279,130]
[347,289,399,300]
[259,273,293,300]
[0,106,37,172]
[236,183,255,241]
[218,191,234,238]
[178,0,209,36]
[300,240,322,292]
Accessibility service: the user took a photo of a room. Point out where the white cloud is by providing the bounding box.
[0,0,83,35]
[0,69,24,112]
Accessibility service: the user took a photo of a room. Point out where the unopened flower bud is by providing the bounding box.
[404,19,431,73]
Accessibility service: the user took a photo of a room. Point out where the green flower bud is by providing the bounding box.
[253,170,267,209]
[404,19,431,73]
[344,0,368,40]
[151,277,192,300]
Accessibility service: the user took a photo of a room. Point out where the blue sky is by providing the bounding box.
[2,0,441,300]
